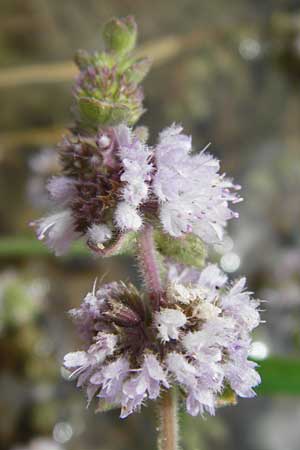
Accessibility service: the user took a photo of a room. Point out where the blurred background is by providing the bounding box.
[1,1,300,449]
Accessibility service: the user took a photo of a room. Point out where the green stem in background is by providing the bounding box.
[138,224,179,449]
[158,388,179,450]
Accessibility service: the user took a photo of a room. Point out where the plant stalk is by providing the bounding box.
[158,388,179,450]
[138,223,162,308]
[138,224,179,449]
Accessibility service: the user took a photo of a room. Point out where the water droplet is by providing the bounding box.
[53,421,73,444]
[220,252,240,273]
[239,38,261,60]
[249,341,269,360]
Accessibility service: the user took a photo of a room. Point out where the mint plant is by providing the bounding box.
[31,17,261,450]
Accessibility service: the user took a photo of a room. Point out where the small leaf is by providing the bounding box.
[154,231,207,268]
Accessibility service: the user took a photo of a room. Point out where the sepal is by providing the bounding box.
[78,97,130,126]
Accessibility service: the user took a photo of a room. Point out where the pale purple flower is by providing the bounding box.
[69,281,120,341]
[166,353,217,416]
[121,353,169,418]
[64,332,117,396]
[186,387,216,416]
[114,201,143,231]
[155,308,187,342]
[47,176,76,206]
[166,352,198,388]
[33,123,240,256]
[224,348,261,398]
[87,223,112,247]
[221,278,260,331]
[112,124,152,231]
[164,265,260,415]
[116,125,152,207]
[198,264,228,293]
[152,124,241,243]
[64,333,117,375]
[32,210,80,256]
[96,357,130,403]
[184,316,236,352]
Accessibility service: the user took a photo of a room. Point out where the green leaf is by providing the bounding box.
[254,356,300,395]
[154,231,207,268]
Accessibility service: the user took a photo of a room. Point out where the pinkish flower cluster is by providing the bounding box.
[153,125,241,242]
[32,124,240,255]
[63,265,260,418]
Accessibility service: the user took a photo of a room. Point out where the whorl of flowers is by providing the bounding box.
[31,122,240,255]
[63,264,260,418]
[32,125,152,255]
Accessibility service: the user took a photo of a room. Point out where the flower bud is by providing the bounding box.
[103,16,137,56]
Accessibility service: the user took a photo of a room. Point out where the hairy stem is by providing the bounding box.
[138,223,162,308]
[138,225,179,449]
[158,388,179,450]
